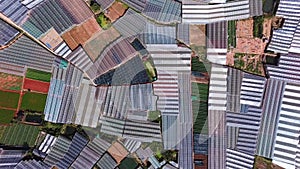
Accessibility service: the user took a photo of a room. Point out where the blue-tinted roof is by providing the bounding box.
[0,19,19,46]
[139,22,177,44]
[0,0,28,24]
[95,0,115,10]
[142,0,181,23]
[21,0,74,37]
[93,56,151,86]
[0,35,55,72]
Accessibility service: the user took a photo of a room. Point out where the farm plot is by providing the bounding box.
[0,72,23,91]
[0,124,40,146]
[0,109,15,124]
[228,20,236,48]
[25,68,51,82]
[23,78,50,93]
[21,92,47,112]
[0,91,20,109]
[192,83,209,134]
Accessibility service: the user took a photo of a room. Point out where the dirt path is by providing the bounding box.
[0,106,17,111]
[0,88,21,94]
[15,76,25,117]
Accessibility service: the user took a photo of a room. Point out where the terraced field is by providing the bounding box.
[0,124,40,146]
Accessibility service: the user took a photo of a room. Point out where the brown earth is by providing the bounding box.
[104,1,127,23]
[62,17,101,50]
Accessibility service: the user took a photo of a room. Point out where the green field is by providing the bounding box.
[21,92,47,112]
[193,101,208,134]
[144,60,157,81]
[0,109,15,124]
[0,124,40,146]
[228,20,236,48]
[119,157,139,169]
[192,83,209,102]
[26,68,51,82]
[191,57,209,73]
[148,111,161,122]
[96,13,111,30]
[192,83,209,134]
[0,91,20,109]
[253,16,264,38]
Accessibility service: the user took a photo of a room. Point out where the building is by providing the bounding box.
[208,64,228,111]
[73,78,106,128]
[33,134,57,158]
[206,21,228,65]
[44,59,83,123]
[272,83,300,168]
[70,137,111,169]
[100,116,162,142]
[182,0,251,24]
[267,0,300,54]
[146,44,193,168]
[0,0,28,24]
[240,73,266,107]
[0,33,55,72]
[21,0,93,38]
[0,18,19,47]
[257,79,285,158]
[0,148,27,168]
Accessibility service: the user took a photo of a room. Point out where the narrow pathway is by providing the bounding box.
[15,74,26,117]
[0,106,17,111]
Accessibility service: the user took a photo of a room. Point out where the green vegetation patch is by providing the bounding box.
[158,150,178,162]
[253,155,282,169]
[0,109,15,124]
[192,83,208,102]
[192,83,208,134]
[148,111,161,122]
[41,122,64,136]
[144,60,157,81]
[0,126,6,139]
[253,16,264,38]
[190,45,206,61]
[0,91,19,109]
[21,92,47,112]
[228,20,237,48]
[0,123,40,147]
[26,68,51,82]
[0,72,23,91]
[234,53,263,75]
[96,13,111,30]
[119,157,139,169]
[90,0,101,13]
[193,101,208,134]
[141,141,164,157]
[191,57,209,73]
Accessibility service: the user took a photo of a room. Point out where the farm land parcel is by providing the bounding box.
[25,68,51,82]
[0,124,40,147]
[0,109,14,124]
[0,72,23,91]
[24,78,50,93]
[0,90,19,109]
[21,92,47,112]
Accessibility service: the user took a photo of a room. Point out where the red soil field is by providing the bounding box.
[23,78,50,94]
